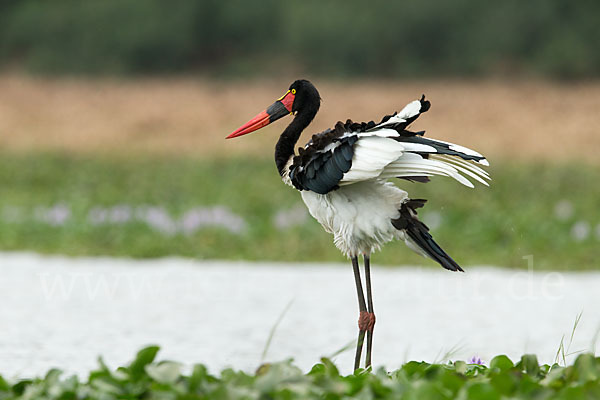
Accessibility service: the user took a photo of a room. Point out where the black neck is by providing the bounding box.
[275,108,318,175]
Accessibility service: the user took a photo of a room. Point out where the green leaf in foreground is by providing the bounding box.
[490,354,514,372]
[145,361,182,384]
[127,345,160,380]
[2,347,600,399]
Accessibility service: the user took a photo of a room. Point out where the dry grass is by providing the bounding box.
[1,75,599,161]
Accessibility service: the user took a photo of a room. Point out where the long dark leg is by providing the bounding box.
[352,256,367,371]
[364,254,376,368]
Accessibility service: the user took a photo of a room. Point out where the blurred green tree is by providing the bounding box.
[0,0,598,79]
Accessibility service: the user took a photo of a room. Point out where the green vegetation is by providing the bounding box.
[0,0,599,79]
[1,346,600,399]
[0,152,598,269]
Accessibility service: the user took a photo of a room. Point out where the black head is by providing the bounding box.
[288,79,321,116]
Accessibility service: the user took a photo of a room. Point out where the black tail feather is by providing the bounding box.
[391,199,463,272]
[398,176,431,184]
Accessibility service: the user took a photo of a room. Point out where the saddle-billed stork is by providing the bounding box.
[227,79,489,370]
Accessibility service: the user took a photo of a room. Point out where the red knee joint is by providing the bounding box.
[358,311,376,331]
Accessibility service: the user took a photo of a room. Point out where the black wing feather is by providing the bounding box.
[391,199,463,272]
[290,134,357,194]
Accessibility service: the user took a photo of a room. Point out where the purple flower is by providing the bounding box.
[136,206,177,235]
[86,204,247,235]
[179,206,246,235]
[468,356,483,365]
[35,204,71,226]
[109,205,132,223]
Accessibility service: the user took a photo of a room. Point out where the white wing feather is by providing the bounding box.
[339,134,489,188]
[340,136,404,183]
[367,100,423,131]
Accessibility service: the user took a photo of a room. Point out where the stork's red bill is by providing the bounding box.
[227,89,295,138]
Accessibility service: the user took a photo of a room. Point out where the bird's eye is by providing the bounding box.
[291,89,296,94]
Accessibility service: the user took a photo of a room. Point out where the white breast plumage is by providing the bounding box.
[300,180,408,257]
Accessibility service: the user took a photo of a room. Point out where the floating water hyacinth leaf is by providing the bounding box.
[2,348,600,398]
[0,376,10,392]
[90,378,123,396]
[572,353,598,383]
[127,345,160,380]
[490,355,514,372]
[453,360,467,375]
[466,381,502,400]
[519,354,541,376]
[145,362,182,384]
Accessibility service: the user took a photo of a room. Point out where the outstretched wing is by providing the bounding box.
[289,96,489,194]
[341,134,489,189]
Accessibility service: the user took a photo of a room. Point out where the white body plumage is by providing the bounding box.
[301,180,408,257]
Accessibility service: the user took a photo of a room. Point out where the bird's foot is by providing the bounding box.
[358,311,376,332]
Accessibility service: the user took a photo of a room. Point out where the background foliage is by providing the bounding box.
[0,0,599,79]
[1,153,598,269]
